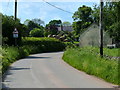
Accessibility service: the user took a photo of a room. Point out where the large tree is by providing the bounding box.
[24,18,44,35]
[72,5,93,36]
[32,18,45,26]
[72,5,93,23]
[45,20,62,35]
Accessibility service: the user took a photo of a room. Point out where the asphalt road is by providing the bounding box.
[2,52,116,88]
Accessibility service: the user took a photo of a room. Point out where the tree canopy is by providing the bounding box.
[72,5,93,37]
[24,18,45,35]
[72,5,93,23]
[45,20,62,35]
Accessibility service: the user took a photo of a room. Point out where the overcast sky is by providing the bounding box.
[1,0,99,24]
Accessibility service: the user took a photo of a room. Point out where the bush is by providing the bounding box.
[29,28,44,37]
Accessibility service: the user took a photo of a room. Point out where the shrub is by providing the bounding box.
[29,28,44,37]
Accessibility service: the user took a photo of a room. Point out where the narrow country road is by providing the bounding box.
[2,52,116,88]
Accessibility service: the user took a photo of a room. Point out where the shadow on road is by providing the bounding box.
[10,67,30,70]
[2,67,30,82]
[26,56,51,59]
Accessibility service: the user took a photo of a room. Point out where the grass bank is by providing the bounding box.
[62,47,119,85]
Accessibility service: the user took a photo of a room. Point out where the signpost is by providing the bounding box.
[13,28,18,46]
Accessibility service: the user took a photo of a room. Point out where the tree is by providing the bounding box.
[48,20,62,26]
[24,19,45,35]
[72,21,82,35]
[27,21,40,30]
[2,13,23,45]
[46,20,62,35]
[72,5,93,23]
[91,2,120,46]
[108,2,120,45]
[29,28,44,37]
[92,4,100,23]
[32,18,45,26]
[72,5,93,36]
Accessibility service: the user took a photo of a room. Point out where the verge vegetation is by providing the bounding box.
[62,47,119,85]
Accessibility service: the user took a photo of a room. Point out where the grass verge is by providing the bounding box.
[62,47,119,85]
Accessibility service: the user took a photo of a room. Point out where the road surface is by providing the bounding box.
[2,52,116,88]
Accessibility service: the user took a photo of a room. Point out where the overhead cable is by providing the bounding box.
[42,0,74,14]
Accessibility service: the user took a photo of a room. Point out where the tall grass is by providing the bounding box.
[63,47,119,85]
[85,47,119,57]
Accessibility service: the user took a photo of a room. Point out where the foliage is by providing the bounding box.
[72,5,93,36]
[1,13,29,45]
[109,21,120,45]
[24,18,45,36]
[46,20,62,35]
[72,2,120,44]
[29,28,44,37]
[22,37,66,52]
[72,5,93,22]
[48,20,62,26]
[31,18,45,26]
[91,2,120,44]
[64,42,76,48]
[63,47,119,85]
[72,21,82,35]
[44,29,51,37]
[27,20,44,31]
[2,13,24,45]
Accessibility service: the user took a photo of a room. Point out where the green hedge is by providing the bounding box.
[63,47,119,85]
[1,37,66,74]
[22,37,66,52]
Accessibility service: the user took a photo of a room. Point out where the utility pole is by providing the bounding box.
[15,0,17,20]
[100,0,103,57]
[14,0,18,46]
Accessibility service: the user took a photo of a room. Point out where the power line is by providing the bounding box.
[42,0,74,14]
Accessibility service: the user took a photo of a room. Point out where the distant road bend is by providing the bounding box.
[2,52,116,88]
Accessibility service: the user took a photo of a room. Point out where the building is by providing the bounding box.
[79,23,112,47]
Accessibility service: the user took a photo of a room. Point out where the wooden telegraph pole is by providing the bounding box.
[15,0,17,20]
[100,0,104,57]
[13,0,18,46]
